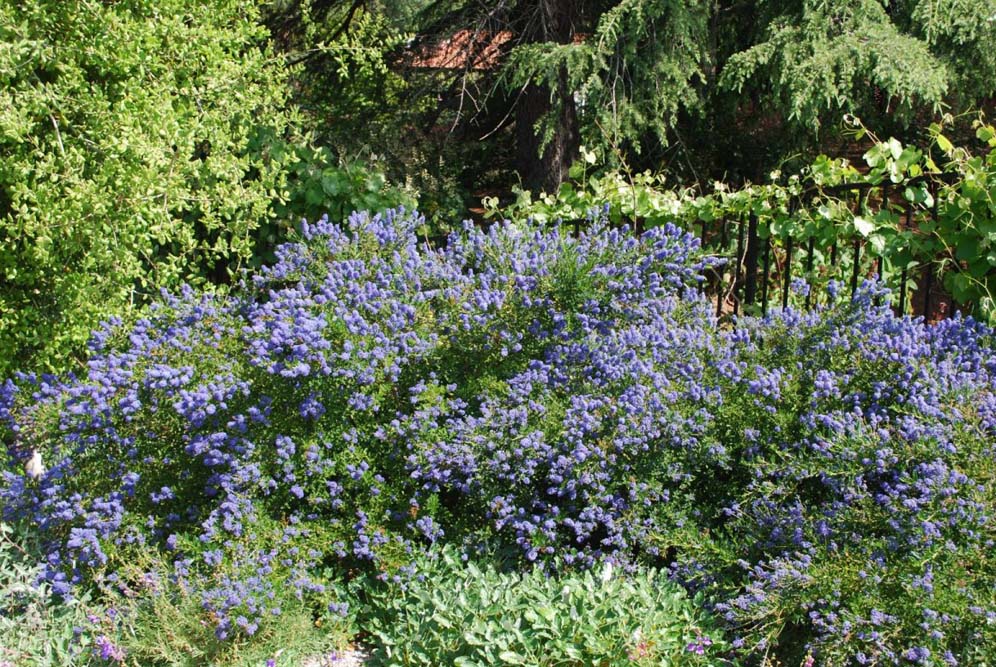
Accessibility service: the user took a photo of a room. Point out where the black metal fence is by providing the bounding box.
[554,172,965,323]
[703,175,962,322]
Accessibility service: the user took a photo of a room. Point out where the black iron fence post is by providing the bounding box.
[782,236,793,310]
[899,201,911,315]
[734,218,746,316]
[805,236,815,309]
[761,236,771,316]
[744,213,760,307]
[716,218,728,319]
[850,190,862,297]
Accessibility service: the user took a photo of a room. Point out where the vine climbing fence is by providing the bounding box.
[490,121,996,326]
[691,172,964,323]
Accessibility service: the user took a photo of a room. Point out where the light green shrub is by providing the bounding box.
[0,0,409,377]
[366,548,731,666]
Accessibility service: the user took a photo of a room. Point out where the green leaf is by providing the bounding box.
[863,145,885,168]
[956,238,980,262]
[888,138,903,160]
[321,172,343,196]
[868,233,886,255]
[497,651,526,663]
[853,216,876,237]
[304,184,325,206]
[896,147,920,171]
[431,612,453,629]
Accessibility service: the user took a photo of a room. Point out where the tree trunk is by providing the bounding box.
[514,0,579,193]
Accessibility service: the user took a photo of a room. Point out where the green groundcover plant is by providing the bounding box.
[1,208,994,665]
[366,546,728,666]
[0,522,103,666]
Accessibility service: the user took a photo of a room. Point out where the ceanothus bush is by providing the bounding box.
[683,287,996,665]
[2,208,994,665]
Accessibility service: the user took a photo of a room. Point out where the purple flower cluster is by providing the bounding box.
[2,207,994,663]
[93,634,125,662]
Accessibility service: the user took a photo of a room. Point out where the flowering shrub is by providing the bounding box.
[2,207,994,664]
[0,208,711,639]
[697,291,996,665]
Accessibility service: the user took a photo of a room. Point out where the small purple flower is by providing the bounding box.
[93,635,125,662]
[686,634,712,655]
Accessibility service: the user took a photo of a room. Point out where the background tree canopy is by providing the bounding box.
[272,0,995,188]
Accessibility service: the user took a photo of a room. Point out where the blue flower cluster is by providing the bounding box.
[2,208,994,664]
[694,286,996,664]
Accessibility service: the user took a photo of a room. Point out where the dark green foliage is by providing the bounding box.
[275,1,996,189]
[263,0,477,224]
[889,0,996,106]
[500,0,711,154]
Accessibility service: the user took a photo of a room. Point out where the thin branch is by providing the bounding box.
[329,0,365,43]
[478,81,530,140]
[49,115,65,157]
